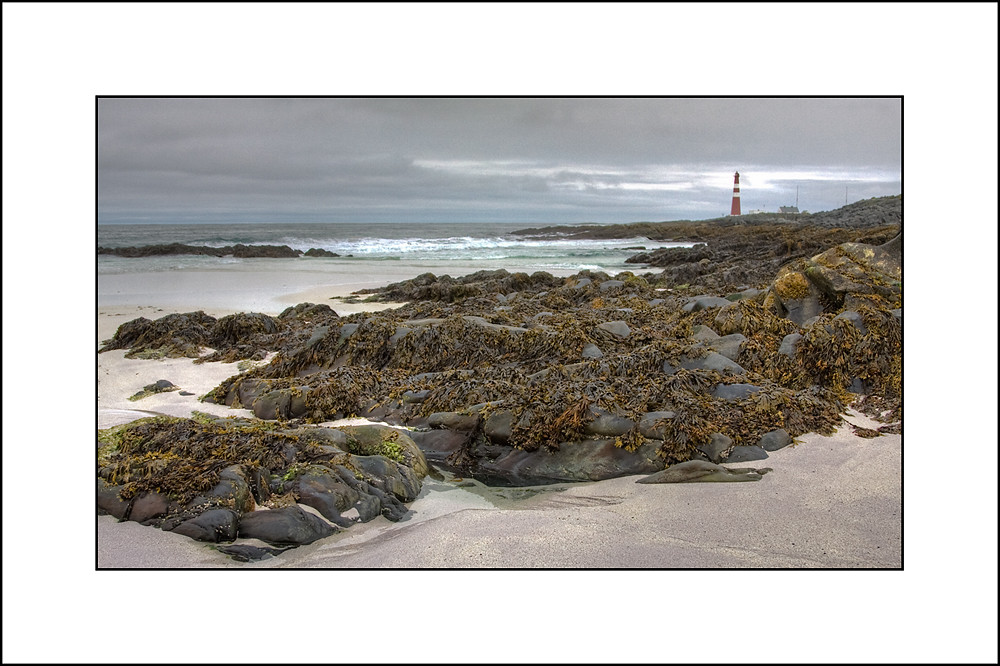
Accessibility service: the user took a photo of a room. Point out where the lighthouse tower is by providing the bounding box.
[730,171,741,216]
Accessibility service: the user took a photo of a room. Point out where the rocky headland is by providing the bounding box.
[97,197,902,560]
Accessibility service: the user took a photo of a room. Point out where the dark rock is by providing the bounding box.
[97,479,130,520]
[758,429,792,451]
[637,411,675,439]
[848,377,870,395]
[474,439,663,485]
[682,296,732,312]
[352,455,422,504]
[217,544,296,562]
[252,390,292,420]
[99,243,302,258]
[637,460,771,483]
[188,465,254,514]
[599,279,626,292]
[712,383,762,401]
[294,466,362,527]
[585,409,636,437]
[304,248,340,257]
[129,379,181,401]
[237,506,337,545]
[171,509,239,542]
[402,389,430,404]
[697,433,731,463]
[339,425,429,479]
[834,310,868,335]
[725,445,769,463]
[278,302,339,321]
[691,325,720,340]
[128,491,171,524]
[484,410,515,444]
[705,333,747,361]
[409,428,473,462]
[778,332,802,357]
[289,426,349,451]
[428,411,480,431]
[230,244,301,258]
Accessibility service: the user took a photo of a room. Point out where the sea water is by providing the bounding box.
[97,221,692,278]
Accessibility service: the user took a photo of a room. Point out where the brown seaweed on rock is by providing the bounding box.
[102,205,901,488]
[99,304,339,363]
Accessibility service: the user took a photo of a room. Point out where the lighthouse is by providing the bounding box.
[730,171,741,216]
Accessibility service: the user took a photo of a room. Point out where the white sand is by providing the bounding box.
[94,264,903,570]
[96,409,901,569]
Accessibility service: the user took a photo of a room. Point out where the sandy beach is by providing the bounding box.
[94,267,902,569]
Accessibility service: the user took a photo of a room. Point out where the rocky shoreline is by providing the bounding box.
[97,199,902,561]
[98,242,342,258]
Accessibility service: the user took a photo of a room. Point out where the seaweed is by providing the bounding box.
[102,215,902,488]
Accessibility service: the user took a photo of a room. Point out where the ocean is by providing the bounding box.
[97,221,691,278]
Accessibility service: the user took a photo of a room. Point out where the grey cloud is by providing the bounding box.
[98,97,901,224]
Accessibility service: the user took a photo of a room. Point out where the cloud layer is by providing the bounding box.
[98,97,901,224]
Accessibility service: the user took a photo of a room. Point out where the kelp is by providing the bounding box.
[104,217,902,488]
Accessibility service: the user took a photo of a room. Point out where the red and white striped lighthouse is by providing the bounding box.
[730,171,741,216]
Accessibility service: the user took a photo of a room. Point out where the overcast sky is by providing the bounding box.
[97,97,901,225]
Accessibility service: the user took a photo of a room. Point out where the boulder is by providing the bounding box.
[97,479,130,520]
[637,411,675,439]
[834,310,868,335]
[217,544,295,562]
[584,410,636,437]
[409,429,473,462]
[725,445,769,463]
[352,454,422,504]
[691,325,720,341]
[770,270,824,326]
[128,491,171,524]
[581,343,604,359]
[402,389,430,404]
[636,460,771,483]
[304,248,340,257]
[712,383,761,401]
[474,439,663,485]
[128,379,180,401]
[778,332,802,357]
[188,464,255,514]
[237,506,337,545]
[599,280,626,292]
[484,410,515,444]
[705,333,747,361]
[340,425,430,479]
[697,433,731,463]
[758,429,792,452]
[293,466,363,527]
[171,508,239,542]
[597,321,631,339]
[252,390,292,420]
[770,239,902,325]
[682,296,732,313]
[428,411,480,431]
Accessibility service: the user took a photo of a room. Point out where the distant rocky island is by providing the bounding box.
[98,242,340,258]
